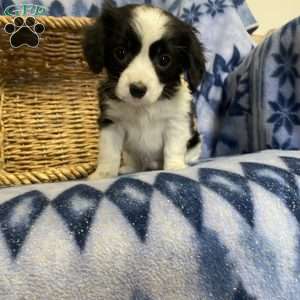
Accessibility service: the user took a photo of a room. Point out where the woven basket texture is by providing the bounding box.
[0,16,102,187]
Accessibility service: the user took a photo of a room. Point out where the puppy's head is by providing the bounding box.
[83,4,205,105]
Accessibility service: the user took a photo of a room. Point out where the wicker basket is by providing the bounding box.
[0,16,102,187]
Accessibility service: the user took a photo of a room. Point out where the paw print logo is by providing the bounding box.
[4,16,45,48]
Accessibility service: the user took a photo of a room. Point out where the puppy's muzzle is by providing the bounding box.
[129,82,147,99]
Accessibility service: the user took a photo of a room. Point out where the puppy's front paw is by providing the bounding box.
[119,165,137,175]
[164,160,187,171]
[88,166,118,180]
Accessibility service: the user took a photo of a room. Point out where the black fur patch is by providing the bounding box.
[83,4,206,101]
[187,101,200,149]
[98,82,119,127]
[187,131,200,149]
[161,9,206,93]
[100,118,114,127]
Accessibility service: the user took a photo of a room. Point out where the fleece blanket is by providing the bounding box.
[0,150,300,300]
[212,17,300,157]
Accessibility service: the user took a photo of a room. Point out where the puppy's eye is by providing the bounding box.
[158,54,171,68]
[114,47,127,62]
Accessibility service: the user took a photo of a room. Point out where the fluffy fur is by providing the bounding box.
[83,3,205,179]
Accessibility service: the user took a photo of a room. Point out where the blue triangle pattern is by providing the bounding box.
[199,168,254,227]
[52,184,103,251]
[196,227,236,299]
[242,162,300,223]
[233,282,256,299]
[154,173,202,234]
[49,0,66,16]
[87,4,99,17]
[131,289,153,300]
[72,0,88,16]
[106,178,153,242]
[281,156,300,176]
[0,190,49,259]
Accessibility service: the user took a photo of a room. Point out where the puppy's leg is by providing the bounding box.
[163,119,190,171]
[119,151,139,175]
[88,124,124,180]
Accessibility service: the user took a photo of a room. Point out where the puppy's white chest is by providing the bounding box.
[123,112,165,166]
[104,82,193,171]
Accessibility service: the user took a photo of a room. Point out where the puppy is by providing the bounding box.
[83,3,205,180]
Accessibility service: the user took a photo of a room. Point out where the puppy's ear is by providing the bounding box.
[186,28,206,93]
[83,19,105,73]
[83,2,118,73]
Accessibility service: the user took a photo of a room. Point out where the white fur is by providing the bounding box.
[89,79,197,180]
[116,6,168,106]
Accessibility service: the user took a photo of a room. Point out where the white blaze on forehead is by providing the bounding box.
[115,6,169,105]
[132,6,169,47]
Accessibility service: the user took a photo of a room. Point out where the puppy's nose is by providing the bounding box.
[129,82,147,98]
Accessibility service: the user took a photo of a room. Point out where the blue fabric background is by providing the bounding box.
[1,1,300,158]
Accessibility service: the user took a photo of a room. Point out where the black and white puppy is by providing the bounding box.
[83,3,205,180]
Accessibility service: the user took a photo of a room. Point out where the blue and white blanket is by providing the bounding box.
[1,0,300,299]
[0,150,300,300]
